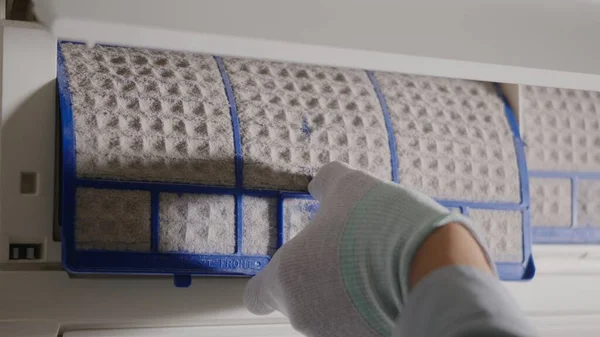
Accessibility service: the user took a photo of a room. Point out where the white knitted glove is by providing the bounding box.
[243,162,495,337]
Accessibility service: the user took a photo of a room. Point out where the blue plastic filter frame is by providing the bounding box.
[58,42,534,283]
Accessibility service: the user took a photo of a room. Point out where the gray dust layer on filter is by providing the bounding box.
[61,42,236,186]
[530,178,572,227]
[284,198,319,242]
[75,188,151,251]
[577,180,600,227]
[374,72,521,203]
[159,193,235,254]
[468,209,523,263]
[243,196,278,255]
[63,41,522,202]
[242,197,318,255]
[224,57,393,191]
[372,72,524,263]
[522,85,600,172]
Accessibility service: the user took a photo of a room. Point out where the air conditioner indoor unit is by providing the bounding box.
[2,1,600,336]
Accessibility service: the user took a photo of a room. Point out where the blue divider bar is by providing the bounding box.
[276,196,285,248]
[437,199,524,210]
[366,71,399,183]
[521,207,532,265]
[513,137,532,267]
[77,179,319,200]
[495,83,532,274]
[234,194,243,254]
[214,56,244,187]
[571,177,578,228]
[533,227,600,243]
[215,56,245,254]
[150,191,160,252]
[513,138,530,208]
[530,170,600,179]
[494,83,530,207]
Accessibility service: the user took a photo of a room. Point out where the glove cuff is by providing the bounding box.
[338,181,496,336]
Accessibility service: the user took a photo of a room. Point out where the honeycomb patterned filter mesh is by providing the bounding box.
[523,85,600,231]
[61,42,524,263]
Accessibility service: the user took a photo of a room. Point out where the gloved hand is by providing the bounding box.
[243,162,495,337]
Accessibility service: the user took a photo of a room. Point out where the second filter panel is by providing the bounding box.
[523,85,600,243]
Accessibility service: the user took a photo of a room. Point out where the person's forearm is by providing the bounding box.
[397,266,536,337]
[396,223,536,337]
[409,223,493,287]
